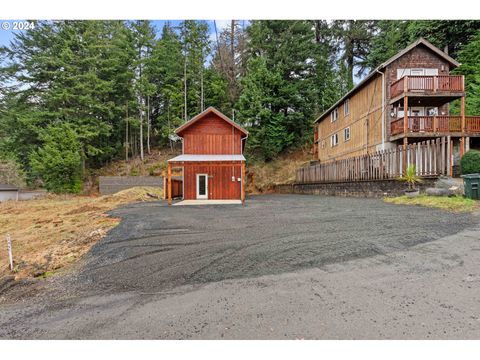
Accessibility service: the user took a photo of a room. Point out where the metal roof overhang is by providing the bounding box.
[168,154,246,162]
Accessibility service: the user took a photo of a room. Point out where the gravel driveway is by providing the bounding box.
[0,194,478,339]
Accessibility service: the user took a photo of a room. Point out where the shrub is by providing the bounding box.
[0,158,26,187]
[461,149,480,175]
[30,124,83,193]
[399,164,422,190]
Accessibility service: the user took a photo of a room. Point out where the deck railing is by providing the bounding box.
[296,138,449,183]
[390,115,480,135]
[390,75,464,98]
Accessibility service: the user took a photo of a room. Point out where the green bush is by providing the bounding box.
[461,149,480,175]
[30,124,83,193]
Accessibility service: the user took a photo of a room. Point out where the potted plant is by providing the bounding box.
[400,164,422,197]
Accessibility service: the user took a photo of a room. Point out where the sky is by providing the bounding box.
[0,19,242,48]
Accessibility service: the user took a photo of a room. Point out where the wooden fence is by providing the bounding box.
[296,138,451,184]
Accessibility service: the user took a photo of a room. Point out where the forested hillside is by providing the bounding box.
[1,20,480,192]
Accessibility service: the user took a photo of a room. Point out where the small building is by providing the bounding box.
[167,107,248,204]
[0,184,19,202]
[313,38,480,175]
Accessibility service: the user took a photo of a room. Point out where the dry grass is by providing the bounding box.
[247,149,311,193]
[0,187,163,279]
[384,195,479,213]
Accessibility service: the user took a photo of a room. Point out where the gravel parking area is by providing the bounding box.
[0,194,478,339]
[76,194,474,293]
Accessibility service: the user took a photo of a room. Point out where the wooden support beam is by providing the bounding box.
[403,96,408,134]
[461,95,466,132]
[402,137,408,175]
[241,161,246,206]
[167,162,172,205]
[446,136,451,177]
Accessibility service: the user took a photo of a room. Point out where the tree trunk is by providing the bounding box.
[201,67,204,112]
[125,102,129,162]
[184,52,188,121]
[139,102,144,161]
[147,95,151,155]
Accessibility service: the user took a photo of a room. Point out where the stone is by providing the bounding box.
[426,187,450,196]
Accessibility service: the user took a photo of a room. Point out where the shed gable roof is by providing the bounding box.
[175,107,248,136]
[314,38,460,124]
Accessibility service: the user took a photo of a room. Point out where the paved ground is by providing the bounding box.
[0,194,479,339]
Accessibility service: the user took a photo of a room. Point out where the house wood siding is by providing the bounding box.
[183,162,242,200]
[385,45,451,135]
[182,114,243,155]
[317,75,384,162]
[167,107,247,204]
[315,41,464,164]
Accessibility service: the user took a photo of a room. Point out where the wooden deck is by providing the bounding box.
[390,116,480,137]
[390,75,464,98]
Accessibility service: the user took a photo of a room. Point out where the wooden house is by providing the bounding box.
[167,107,248,204]
[313,38,480,174]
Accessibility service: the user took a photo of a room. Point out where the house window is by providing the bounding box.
[344,99,350,116]
[331,133,339,147]
[331,107,339,122]
[344,127,351,141]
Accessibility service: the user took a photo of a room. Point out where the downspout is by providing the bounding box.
[376,69,386,151]
[240,133,249,200]
[181,137,184,200]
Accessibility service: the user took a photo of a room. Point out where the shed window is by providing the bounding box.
[331,133,339,147]
[344,127,351,141]
[344,99,350,116]
[331,107,339,122]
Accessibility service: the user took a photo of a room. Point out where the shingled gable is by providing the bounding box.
[314,38,460,124]
[175,107,248,137]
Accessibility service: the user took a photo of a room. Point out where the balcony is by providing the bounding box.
[390,116,480,137]
[390,75,464,99]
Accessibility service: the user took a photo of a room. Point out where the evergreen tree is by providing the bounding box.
[30,123,83,193]
[149,23,184,148]
[407,20,480,58]
[130,20,156,159]
[365,20,412,69]
[238,20,317,160]
[330,20,376,89]
[455,31,480,115]
[211,20,247,111]
[0,20,137,189]
[179,20,210,120]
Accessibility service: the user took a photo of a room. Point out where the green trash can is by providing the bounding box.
[462,173,480,200]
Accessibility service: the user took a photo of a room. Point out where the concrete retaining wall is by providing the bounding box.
[99,176,164,195]
[275,178,437,198]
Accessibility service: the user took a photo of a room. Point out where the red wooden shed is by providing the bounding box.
[167,107,248,205]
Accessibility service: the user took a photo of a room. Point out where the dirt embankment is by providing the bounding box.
[246,149,311,194]
[83,149,181,194]
[0,187,163,280]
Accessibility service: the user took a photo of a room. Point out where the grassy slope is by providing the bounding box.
[384,195,479,212]
[84,148,181,194]
[0,187,163,279]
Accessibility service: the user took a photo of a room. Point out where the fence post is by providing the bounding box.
[6,234,13,271]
